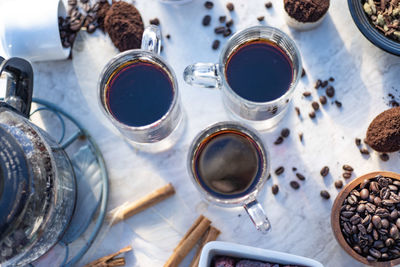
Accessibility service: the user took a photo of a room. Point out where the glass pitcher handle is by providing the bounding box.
[244,199,271,234]
[141,25,162,55]
[183,63,222,89]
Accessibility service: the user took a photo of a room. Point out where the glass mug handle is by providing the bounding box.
[183,63,222,89]
[244,199,271,234]
[141,25,162,55]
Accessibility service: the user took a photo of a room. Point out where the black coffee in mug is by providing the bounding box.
[193,129,264,199]
[225,39,293,102]
[105,60,174,127]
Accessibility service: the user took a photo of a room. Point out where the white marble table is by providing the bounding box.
[3,0,400,266]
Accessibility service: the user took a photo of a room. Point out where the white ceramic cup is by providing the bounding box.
[0,0,70,62]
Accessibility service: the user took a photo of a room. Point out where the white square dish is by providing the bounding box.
[199,241,324,267]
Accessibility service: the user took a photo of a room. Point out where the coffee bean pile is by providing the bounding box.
[59,0,110,49]
[354,137,373,157]
[340,175,400,262]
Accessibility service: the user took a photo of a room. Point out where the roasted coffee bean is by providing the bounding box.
[390,225,400,239]
[166,34,171,39]
[374,197,382,206]
[70,19,82,31]
[303,91,311,97]
[320,166,329,177]
[320,190,330,199]
[150,18,160,25]
[343,165,354,172]
[295,107,301,116]
[321,80,328,88]
[204,1,214,9]
[370,182,380,194]
[362,214,371,225]
[281,128,290,138]
[373,240,385,249]
[309,111,316,119]
[360,148,370,155]
[202,15,211,26]
[299,133,303,142]
[382,219,390,229]
[381,188,391,200]
[357,204,366,213]
[383,199,396,206]
[342,210,354,218]
[367,222,374,233]
[360,188,369,200]
[319,95,327,105]
[290,181,300,189]
[296,173,305,181]
[226,2,234,11]
[326,86,335,97]
[226,19,234,27]
[335,100,342,108]
[379,177,390,187]
[391,210,399,220]
[219,16,226,23]
[380,153,390,162]
[214,26,225,34]
[274,136,284,145]
[223,28,232,37]
[343,172,352,179]
[335,180,343,189]
[355,138,361,146]
[87,23,96,33]
[315,79,322,89]
[386,238,395,247]
[212,40,220,50]
[265,2,273,8]
[389,185,398,192]
[369,248,382,258]
[373,215,382,229]
[257,16,265,21]
[373,229,379,240]
[352,190,361,198]
[366,203,377,213]
[275,166,284,175]
[329,77,335,82]
[312,101,320,111]
[350,214,361,225]
[376,208,390,217]
[301,69,306,77]
[366,255,377,261]
[353,245,362,254]
[347,195,358,205]
[272,184,279,195]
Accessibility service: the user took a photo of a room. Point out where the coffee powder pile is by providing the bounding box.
[284,0,330,23]
[104,1,144,52]
[365,107,400,153]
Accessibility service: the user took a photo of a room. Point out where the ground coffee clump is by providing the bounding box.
[284,0,330,23]
[104,1,144,52]
[365,107,400,153]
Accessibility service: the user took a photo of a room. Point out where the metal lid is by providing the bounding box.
[0,126,30,236]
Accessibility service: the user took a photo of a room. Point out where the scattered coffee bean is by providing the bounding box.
[295,107,301,116]
[326,86,335,97]
[202,15,211,26]
[301,69,306,77]
[299,132,303,142]
[292,167,297,171]
[290,181,300,189]
[281,128,290,138]
[355,138,362,146]
[215,26,225,34]
[226,19,234,27]
[380,153,390,162]
[303,91,311,97]
[272,184,279,195]
[166,34,171,39]
[315,79,322,89]
[319,95,327,105]
[212,40,220,50]
[320,190,330,199]
[265,2,273,8]
[223,28,232,37]
[360,148,370,155]
[312,101,320,111]
[320,166,329,177]
[343,165,354,172]
[226,2,234,11]
[274,136,284,145]
[87,23,96,33]
[329,77,335,82]
[321,80,328,88]
[335,100,342,108]
[275,166,285,176]
[219,16,226,23]
[343,172,352,179]
[296,173,305,181]
[335,180,343,189]
[150,18,160,25]
[204,1,214,9]
[257,16,265,21]
[309,111,316,119]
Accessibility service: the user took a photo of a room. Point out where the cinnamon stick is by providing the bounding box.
[164,215,211,267]
[174,215,205,251]
[189,226,221,267]
[109,183,175,225]
[84,245,132,267]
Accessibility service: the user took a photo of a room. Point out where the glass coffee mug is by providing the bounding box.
[98,25,184,150]
[188,121,271,233]
[184,26,302,131]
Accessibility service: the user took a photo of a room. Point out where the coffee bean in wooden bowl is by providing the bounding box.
[331,171,400,266]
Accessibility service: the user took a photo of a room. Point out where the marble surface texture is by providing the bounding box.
[2,0,400,266]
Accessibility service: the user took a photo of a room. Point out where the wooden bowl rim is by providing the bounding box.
[331,171,400,267]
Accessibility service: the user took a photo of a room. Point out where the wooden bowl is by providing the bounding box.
[331,171,400,267]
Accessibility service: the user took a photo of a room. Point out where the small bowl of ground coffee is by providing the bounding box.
[283,0,330,31]
[331,171,400,266]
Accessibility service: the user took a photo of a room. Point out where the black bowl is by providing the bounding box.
[348,0,400,56]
